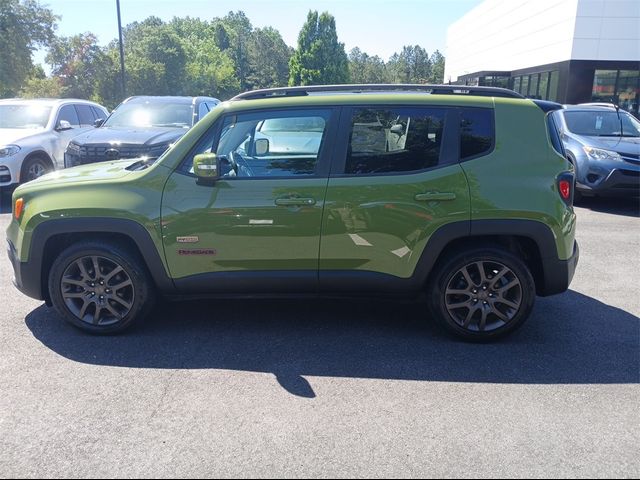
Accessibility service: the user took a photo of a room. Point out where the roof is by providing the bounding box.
[124,96,220,105]
[0,98,104,107]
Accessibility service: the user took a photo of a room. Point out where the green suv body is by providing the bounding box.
[6,85,579,340]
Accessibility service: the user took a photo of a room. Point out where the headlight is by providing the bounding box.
[582,146,622,161]
[0,145,21,157]
[66,142,80,154]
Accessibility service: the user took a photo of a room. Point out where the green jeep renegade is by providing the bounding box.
[6,85,579,341]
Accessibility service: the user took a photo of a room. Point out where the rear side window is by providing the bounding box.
[460,108,494,160]
[345,107,446,175]
[75,104,95,126]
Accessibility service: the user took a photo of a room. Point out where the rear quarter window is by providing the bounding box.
[460,108,494,160]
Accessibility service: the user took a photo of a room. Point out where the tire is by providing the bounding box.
[427,247,536,342]
[48,241,155,334]
[20,156,52,184]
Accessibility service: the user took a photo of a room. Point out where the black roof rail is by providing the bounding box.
[231,84,525,101]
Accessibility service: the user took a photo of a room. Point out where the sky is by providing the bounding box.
[35,0,483,68]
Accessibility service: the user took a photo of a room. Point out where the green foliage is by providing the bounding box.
[289,11,349,86]
[3,7,446,106]
[0,0,57,97]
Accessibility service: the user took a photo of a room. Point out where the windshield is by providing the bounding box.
[103,101,194,128]
[0,105,52,129]
[564,110,640,137]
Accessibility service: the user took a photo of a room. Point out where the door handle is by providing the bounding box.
[415,192,457,201]
[275,197,317,206]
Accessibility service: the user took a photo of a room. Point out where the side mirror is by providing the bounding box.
[390,124,404,136]
[255,138,269,156]
[193,152,220,182]
[56,120,73,131]
[94,118,104,128]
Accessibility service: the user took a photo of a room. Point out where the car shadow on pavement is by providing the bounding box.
[0,187,13,214]
[575,196,640,217]
[25,290,639,397]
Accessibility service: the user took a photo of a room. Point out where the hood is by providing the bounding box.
[19,159,136,190]
[0,128,45,145]
[70,126,187,147]
[577,135,640,156]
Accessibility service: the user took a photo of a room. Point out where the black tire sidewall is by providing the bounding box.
[428,248,536,342]
[48,242,154,334]
[21,156,51,183]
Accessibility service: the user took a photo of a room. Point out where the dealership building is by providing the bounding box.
[445,0,640,116]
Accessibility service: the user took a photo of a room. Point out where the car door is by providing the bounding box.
[319,105,472,292]
[51,105,84,167]
[161,107,339,294]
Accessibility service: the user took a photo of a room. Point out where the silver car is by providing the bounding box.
[0,98,109,188]
[552,104,640,198]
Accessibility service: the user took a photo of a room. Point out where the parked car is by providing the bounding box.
[64,96,220,168]
[552,104,640,198]
[0,98,109,188]
[7,85,579,341]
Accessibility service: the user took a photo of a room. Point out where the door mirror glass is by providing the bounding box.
[193,152,219,180]
[94,118,104,128]
[56,120,73,131]
[255,138,269,156]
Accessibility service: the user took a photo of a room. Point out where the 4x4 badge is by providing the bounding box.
[177,236,199,243]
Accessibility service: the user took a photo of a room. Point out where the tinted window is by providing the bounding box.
[547,113,565,156]
[345,107,446,175]
[57,105,80,127]
[91,106,106,120]
[460,108,494,160]
[198,102,210,121]
[75,105,95,126]
[183,109,332,178]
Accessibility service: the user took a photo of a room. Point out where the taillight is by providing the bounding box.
[14,198,24,220]
[557,173,574,205]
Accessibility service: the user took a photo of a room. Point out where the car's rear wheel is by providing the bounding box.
[427,247,535,341]
[20,156,52,183]
[48,241,155,334]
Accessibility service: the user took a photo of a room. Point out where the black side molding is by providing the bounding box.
[21,218,176,300]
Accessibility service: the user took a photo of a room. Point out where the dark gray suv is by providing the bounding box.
[64,96,220,167]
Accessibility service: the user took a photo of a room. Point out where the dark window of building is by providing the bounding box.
[513,76,521,93]
[592,70,618,103]
[345,107,446,175]
[75,104,95,126]
[460,108,494,160]
[548,71,559,102]
[521,76,530,97]
[539,72,550,100]
[617,70,639,116]
[529,73,540,99]
[494,76,509,89]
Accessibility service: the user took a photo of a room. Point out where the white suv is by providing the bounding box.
[0,98,109,188]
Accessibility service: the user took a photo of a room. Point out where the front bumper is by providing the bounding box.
[7,238,44,300]
[577,168,640,196]
[539,241,579,297]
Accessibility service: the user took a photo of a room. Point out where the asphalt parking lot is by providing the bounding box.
[0,195,638,478]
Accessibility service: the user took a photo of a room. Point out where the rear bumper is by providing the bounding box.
[6,239,44,301]
[539,241,579,297]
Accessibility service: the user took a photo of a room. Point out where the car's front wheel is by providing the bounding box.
[48,241,155,334]
[427,247,536,341]
[20,156,52,183]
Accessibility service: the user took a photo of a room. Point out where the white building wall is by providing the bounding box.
[445,0,640,83]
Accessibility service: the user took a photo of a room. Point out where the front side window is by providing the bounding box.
[183,109,332,178]
[460,108,494,160]
[57,105,80,127]
[344,107,446,175]
[75,105,96,126]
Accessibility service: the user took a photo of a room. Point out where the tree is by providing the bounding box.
[217,11,253,90]
[429,49,445,83]
[348,47,389,84]
[246,27,292,90]
[0,0,57,97]
[289,11,349,86]
[46,33,110,100]
[387,45,431,84]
